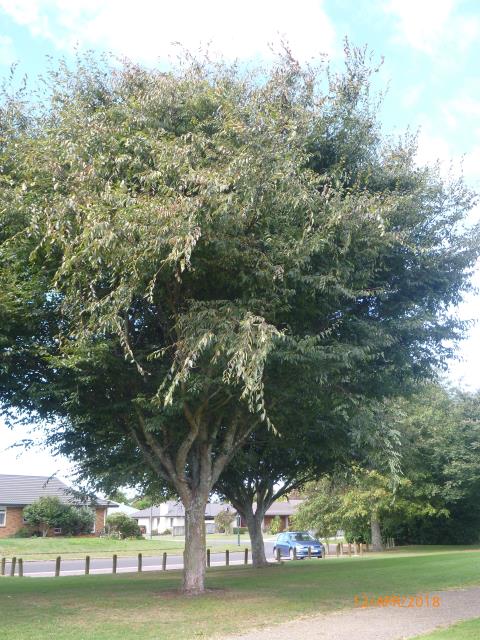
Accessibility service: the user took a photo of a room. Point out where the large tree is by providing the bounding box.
[0,46,478,592]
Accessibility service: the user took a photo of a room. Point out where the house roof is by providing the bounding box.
[0,474,112,507]
[263,499,303,516]
[132,500,234,519]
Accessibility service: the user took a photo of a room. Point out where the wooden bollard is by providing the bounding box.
[225,549,230,566]
[85,555,90,575]
[336,544,340,558]
[355,543,359,555]
[206,549,211,568]
[137,553,142,572]
[276,547,281,562]
[244,548,248,565]
[1,557,5,575]
[9,557,16,577]
[162,552,167,571]
[293,547,297,560]
[18,559,23,577]
[360,543,364,557]
[308,546,312,559]
[348,543,352,557]
[366,542,369,553]
[112,554,117,574]
[55,556,61,577]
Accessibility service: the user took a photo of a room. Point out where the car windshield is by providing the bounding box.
[291,533,315,542]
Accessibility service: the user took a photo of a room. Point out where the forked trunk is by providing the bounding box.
[183,496,208,593]
[245,510,268,567]
[370,516,383,552]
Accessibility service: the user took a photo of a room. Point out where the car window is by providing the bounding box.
[291,533,315,542]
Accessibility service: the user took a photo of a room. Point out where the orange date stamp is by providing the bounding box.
[354,593,441,608]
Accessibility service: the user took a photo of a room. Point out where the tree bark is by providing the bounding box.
[244,509,268,567]
[370,516,383,551]
[183,494,208,593]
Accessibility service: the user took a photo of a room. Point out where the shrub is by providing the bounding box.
[214,509,236,534]
[23,497,94,537]
[161,528,172,535]
[268,517,282,535]
[9,527,32,538]
[105,512,142,539]
[232,527,247,535]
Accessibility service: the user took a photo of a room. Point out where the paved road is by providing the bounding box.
[224,586,480,640]
[2,542,276,577]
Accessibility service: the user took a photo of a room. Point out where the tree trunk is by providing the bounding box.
[182,494,208,594]
[370,516,383,551]
[245,510,268,567]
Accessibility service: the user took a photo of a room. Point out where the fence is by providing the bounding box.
[0,539,394,577]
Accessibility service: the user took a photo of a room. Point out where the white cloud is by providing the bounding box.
[385,0,479,55]
[0,0,337,63]
[0,34,15,65]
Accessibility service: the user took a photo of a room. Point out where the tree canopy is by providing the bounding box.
[1,45,478,591]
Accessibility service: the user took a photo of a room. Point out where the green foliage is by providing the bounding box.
[214,509,236,534]
[9,527,34,539]
[268,516,282,535]
[105,512,142,539]
[23,497,94,536]
[0,46,478,530]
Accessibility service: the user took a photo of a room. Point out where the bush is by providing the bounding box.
[105,512,142,539]
[160,528,172,535]
[232,527,247,535]
[23,497,95,537]
[9,527,32,538]
[268,517,282,535]
[214,509,236,534]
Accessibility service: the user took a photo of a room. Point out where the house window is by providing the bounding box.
[0,506,6,527]
[53,527,62,535]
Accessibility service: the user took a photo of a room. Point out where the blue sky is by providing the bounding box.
[1,0,479,479]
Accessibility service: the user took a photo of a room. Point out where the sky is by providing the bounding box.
[0,0,479,482]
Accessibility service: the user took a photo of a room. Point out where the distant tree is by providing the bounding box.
[268,516,282,535]
[214,509,236,534]
[108,490,131,505]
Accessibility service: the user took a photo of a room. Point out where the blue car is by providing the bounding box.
[273,531,324,559]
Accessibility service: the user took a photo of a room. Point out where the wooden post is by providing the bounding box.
[206,549,211,568]
[137,553,142,573]
[276,547,281,562]
[112,554,117,574]
[55,556,61,577]
[366,542,369,553]
[225,549,229,567]
[336,544,340,558]
[348,543,352,557]
[85,555,90,575]
[162,552,167,571]
[1,557,5,575]
[308,546,312,559]
[9,557,16,577]
[340,543,344,556]
[244,548,248,565]
[18,559,23,577]
[360,544,364,557]
[293,547,297,560]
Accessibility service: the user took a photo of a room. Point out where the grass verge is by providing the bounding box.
[413,618,480,639]
[1,548,480,639]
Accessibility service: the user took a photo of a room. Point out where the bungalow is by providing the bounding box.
[132,501,235,536]
[0,474,112,538]
[132,498,303,536]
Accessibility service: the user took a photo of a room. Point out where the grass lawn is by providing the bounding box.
[414,618,480,639]
[1,548,480,639]
[0,535,251,560]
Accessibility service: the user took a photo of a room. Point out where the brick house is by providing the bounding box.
[0,474,112,538]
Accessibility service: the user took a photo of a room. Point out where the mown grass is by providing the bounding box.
[0,535,252,560]
[0,537,186,560]
[1,548,480,639]
[414,618,480,639]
